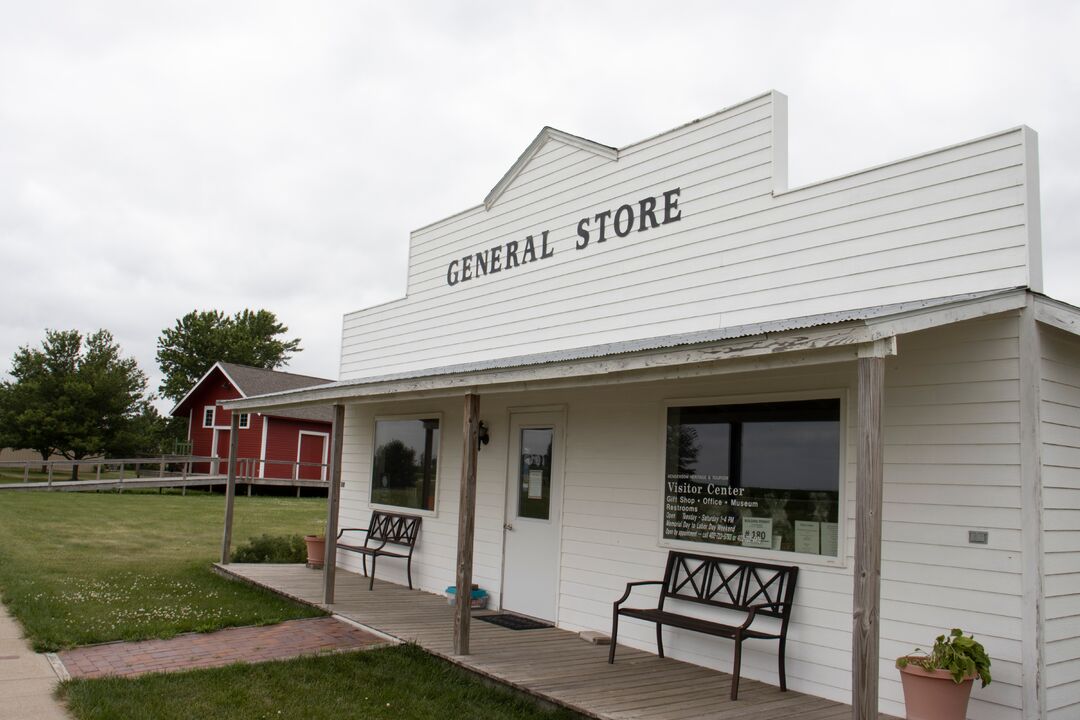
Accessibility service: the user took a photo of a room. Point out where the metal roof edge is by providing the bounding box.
[1033,292,1080,337]
[221,288,1030,413]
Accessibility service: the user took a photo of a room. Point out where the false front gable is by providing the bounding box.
[483,126,618,211]
[341,90,1041,380]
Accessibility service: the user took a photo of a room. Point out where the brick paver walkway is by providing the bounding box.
[57,616,384,679]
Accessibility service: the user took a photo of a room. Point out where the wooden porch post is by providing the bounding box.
[453,393,480,655]
[220,412,241,564]
[853,345,887,720]
[323,404,346,605]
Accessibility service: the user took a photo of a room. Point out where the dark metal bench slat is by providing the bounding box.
[336,510,421,590]
[618,608,783,640]
[610,550,798,701]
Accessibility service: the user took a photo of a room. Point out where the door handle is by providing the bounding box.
[503,522,514,531]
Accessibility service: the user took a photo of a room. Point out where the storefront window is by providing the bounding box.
[664,399,841,557]
[371,418,439,512]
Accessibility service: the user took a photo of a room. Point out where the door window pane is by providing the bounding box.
[518,427,553,520]
[371,418,439,511]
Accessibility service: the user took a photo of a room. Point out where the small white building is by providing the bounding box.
[222,91,1079,719]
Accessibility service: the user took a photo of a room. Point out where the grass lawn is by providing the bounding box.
[60,644,583,720]
[0,492,326,651]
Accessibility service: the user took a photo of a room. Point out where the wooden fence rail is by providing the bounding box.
[0,455,328,493]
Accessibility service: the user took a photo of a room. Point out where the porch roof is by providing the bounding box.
[221,287,1070,413]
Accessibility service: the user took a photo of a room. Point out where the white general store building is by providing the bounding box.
[222,91,1080,719]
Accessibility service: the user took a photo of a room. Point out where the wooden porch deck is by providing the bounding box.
[216,563,886,720]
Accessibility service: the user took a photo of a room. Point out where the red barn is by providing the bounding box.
[170,362,333,480]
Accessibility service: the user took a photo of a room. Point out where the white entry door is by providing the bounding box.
[501,410,565,622]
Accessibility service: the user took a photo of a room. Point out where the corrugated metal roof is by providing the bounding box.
[244,288,1024,403]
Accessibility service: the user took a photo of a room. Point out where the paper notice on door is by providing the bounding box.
[527,469,544,499]
[794,521,820,554]
[820,522,839,557]
[740,517,772,548]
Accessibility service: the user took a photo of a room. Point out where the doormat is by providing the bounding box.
[476,614,553,631]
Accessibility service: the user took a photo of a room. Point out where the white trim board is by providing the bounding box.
[1034,295,1080,337]
[1019,298,1046,720]
[259,416,269,479]
[296,430,331,482]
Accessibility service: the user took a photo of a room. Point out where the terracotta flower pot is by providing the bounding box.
[304,535,326,569]
[898,661,975,720]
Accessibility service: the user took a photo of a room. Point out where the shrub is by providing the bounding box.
[231,534,306,563]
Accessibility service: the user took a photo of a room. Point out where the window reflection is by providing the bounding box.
[371,418,439,511]
[664,399,841,556]
[518,428,553,520]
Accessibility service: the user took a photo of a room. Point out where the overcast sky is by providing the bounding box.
[2,1,1077,409]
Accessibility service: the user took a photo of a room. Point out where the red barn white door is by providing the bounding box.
[297,432,328,481]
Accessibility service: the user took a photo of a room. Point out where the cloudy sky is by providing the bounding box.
[2,1,1077,408]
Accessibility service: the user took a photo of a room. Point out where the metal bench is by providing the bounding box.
[336,511,421,591]
[609,550,798,700]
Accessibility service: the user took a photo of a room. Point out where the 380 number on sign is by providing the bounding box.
[740,517,773,549]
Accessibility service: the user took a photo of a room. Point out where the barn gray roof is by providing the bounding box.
[217,362,330,396]
[170,362,335,423]
[216,363,335,423]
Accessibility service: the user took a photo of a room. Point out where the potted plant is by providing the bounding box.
[896,628,991,720]
[303,524,326,569]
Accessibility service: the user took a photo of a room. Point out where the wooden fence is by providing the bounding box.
[0,455,328,492]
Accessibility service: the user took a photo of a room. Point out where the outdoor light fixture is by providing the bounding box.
[478,421,490,449]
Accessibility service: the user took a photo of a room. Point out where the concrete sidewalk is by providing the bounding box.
[0,606,69,720]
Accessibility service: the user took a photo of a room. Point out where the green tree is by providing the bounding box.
[156,309,302,403]
[0,329,159,479]
[374,439,417,488]
[665,424,701,476]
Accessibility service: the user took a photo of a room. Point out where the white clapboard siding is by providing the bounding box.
[352,192,1021,350]
[331,313,1034,717]
[335,362,864,706]
[337,92,1038,380]
[879,315,1024,718]
[541,370,862,707]
[330,308,1045,716]
[336,399,514,603]
[1040,326,1080,719]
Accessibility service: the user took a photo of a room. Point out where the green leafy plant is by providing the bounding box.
[896,628,992,686]
[231,534,307,563]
